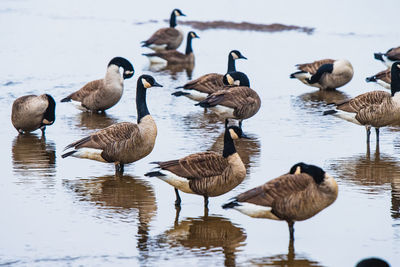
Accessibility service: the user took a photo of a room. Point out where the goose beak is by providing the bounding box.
[240,55,247,60]
[241,133,251,139]
[180,13,186,16]
[152,81,163,87]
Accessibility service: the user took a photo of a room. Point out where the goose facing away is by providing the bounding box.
[374,46,400,68]
[172,50,247,101]
[62,75,162,175]
[145,120,247,209]
[196,71,260,129]
[366,69,391,89]
[142,31,199,65]
[61,57,134,113]
[11,94,56,134]
[290,59,354,90]
[141,9,186,51]
[222,162,338,240]
[323,61,400,143]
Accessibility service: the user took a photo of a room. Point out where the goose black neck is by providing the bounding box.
[391,65,400,97]
[169,12,177,28]
[227,54,236,72]
[136,82,149,123]
[185,35,194,55]
[43,94,56,123]
[223,129,236,158]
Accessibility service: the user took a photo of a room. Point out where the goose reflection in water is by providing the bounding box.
[298,89,350,108]
[250,240,322,266]
[156,215,246,267]
[12,134,56,179]
[63,175,157,252]
[328,143,400,219]
[75,112,119,131]
[148,62,194,80]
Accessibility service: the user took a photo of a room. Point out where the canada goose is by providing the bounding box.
[366,69,391,89]
[62,75,162,175]
[222,162,338,240]
[11,94,56,134]
[172,50,247,101]
[195,71,260,129]
[290,59,353,90]
[323,61,400,143]
[141,9,186,51]
[61,57,134,113]
[374,46,400,68]
[145,120,247,209]
[142,31,199,65]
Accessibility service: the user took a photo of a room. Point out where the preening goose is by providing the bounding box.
[374,46,400,68]
[141,9,186,51]
[222,162,338,240]
[195,71,260,129]
[11,94,56,134]
[366,69,391,89]
[145,120,247,209]
[290,59,353,90]
[323,61,400,143]
[62,75,162,175]
[142,31,199,65]
[172,50,247,101]
[61,57,134,113]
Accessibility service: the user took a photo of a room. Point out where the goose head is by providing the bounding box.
[173,8,186,17]
[139,75,163,89]
[108,57,134,79]
[230,50,247,60]
[223,71,250,87]
[289,162,326,184]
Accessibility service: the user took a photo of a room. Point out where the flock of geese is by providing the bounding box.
[9,8,400,244]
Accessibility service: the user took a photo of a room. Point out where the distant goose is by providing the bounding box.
[62,75,162,175]
[142,31,199,65]
[196,71,260,129]
[290,59,353,90]
[323,61,400,143]
[366,69,391,89]
[374,46,400,68]
[61,57,134,113]
[172,50,247,101]
[11,94,56,134]
[141,9,186,51]
[222,162,338,240]
[145,120,247,209]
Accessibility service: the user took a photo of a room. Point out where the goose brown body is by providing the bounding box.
[296,59,335,74]
[11,94,55,134]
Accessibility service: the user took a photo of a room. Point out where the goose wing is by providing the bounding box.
[386,46,400,61]
[296,59,335,74]
[144,28,181,46]
[199,86,258,108]
[68,79,104,102]
[158,151,229,179]
[183,73,224,94]
[235,173,313,207]
[336,91,390,113]
[65,122,139,150]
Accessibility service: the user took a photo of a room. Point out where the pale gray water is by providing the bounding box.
[1,0,400,266]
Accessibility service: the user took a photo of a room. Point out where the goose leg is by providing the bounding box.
[365,125,371,143]
[40,126,46,136]
[203,196,209,209]
[115,163,124,176]
[375,128,380,142]
[239,120,243,130]
[288,221,295,240]
[174,188,181,207]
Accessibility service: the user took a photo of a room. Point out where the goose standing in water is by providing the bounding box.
[173,50,247,101]
[11,94,56,134]
[62,75,162,175]
[145,120,247,209]
[374,46,400,68]
[223,162,338,240]
[142,31,199,65]
[290,59,353,90]
[196,71,260,130]
[61,57,134,113]
[141,9,186,51]
[323,61,400,143]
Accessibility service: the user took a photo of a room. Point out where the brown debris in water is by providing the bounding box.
[174,20,313,34]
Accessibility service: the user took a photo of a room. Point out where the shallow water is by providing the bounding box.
[1,0,400,266]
